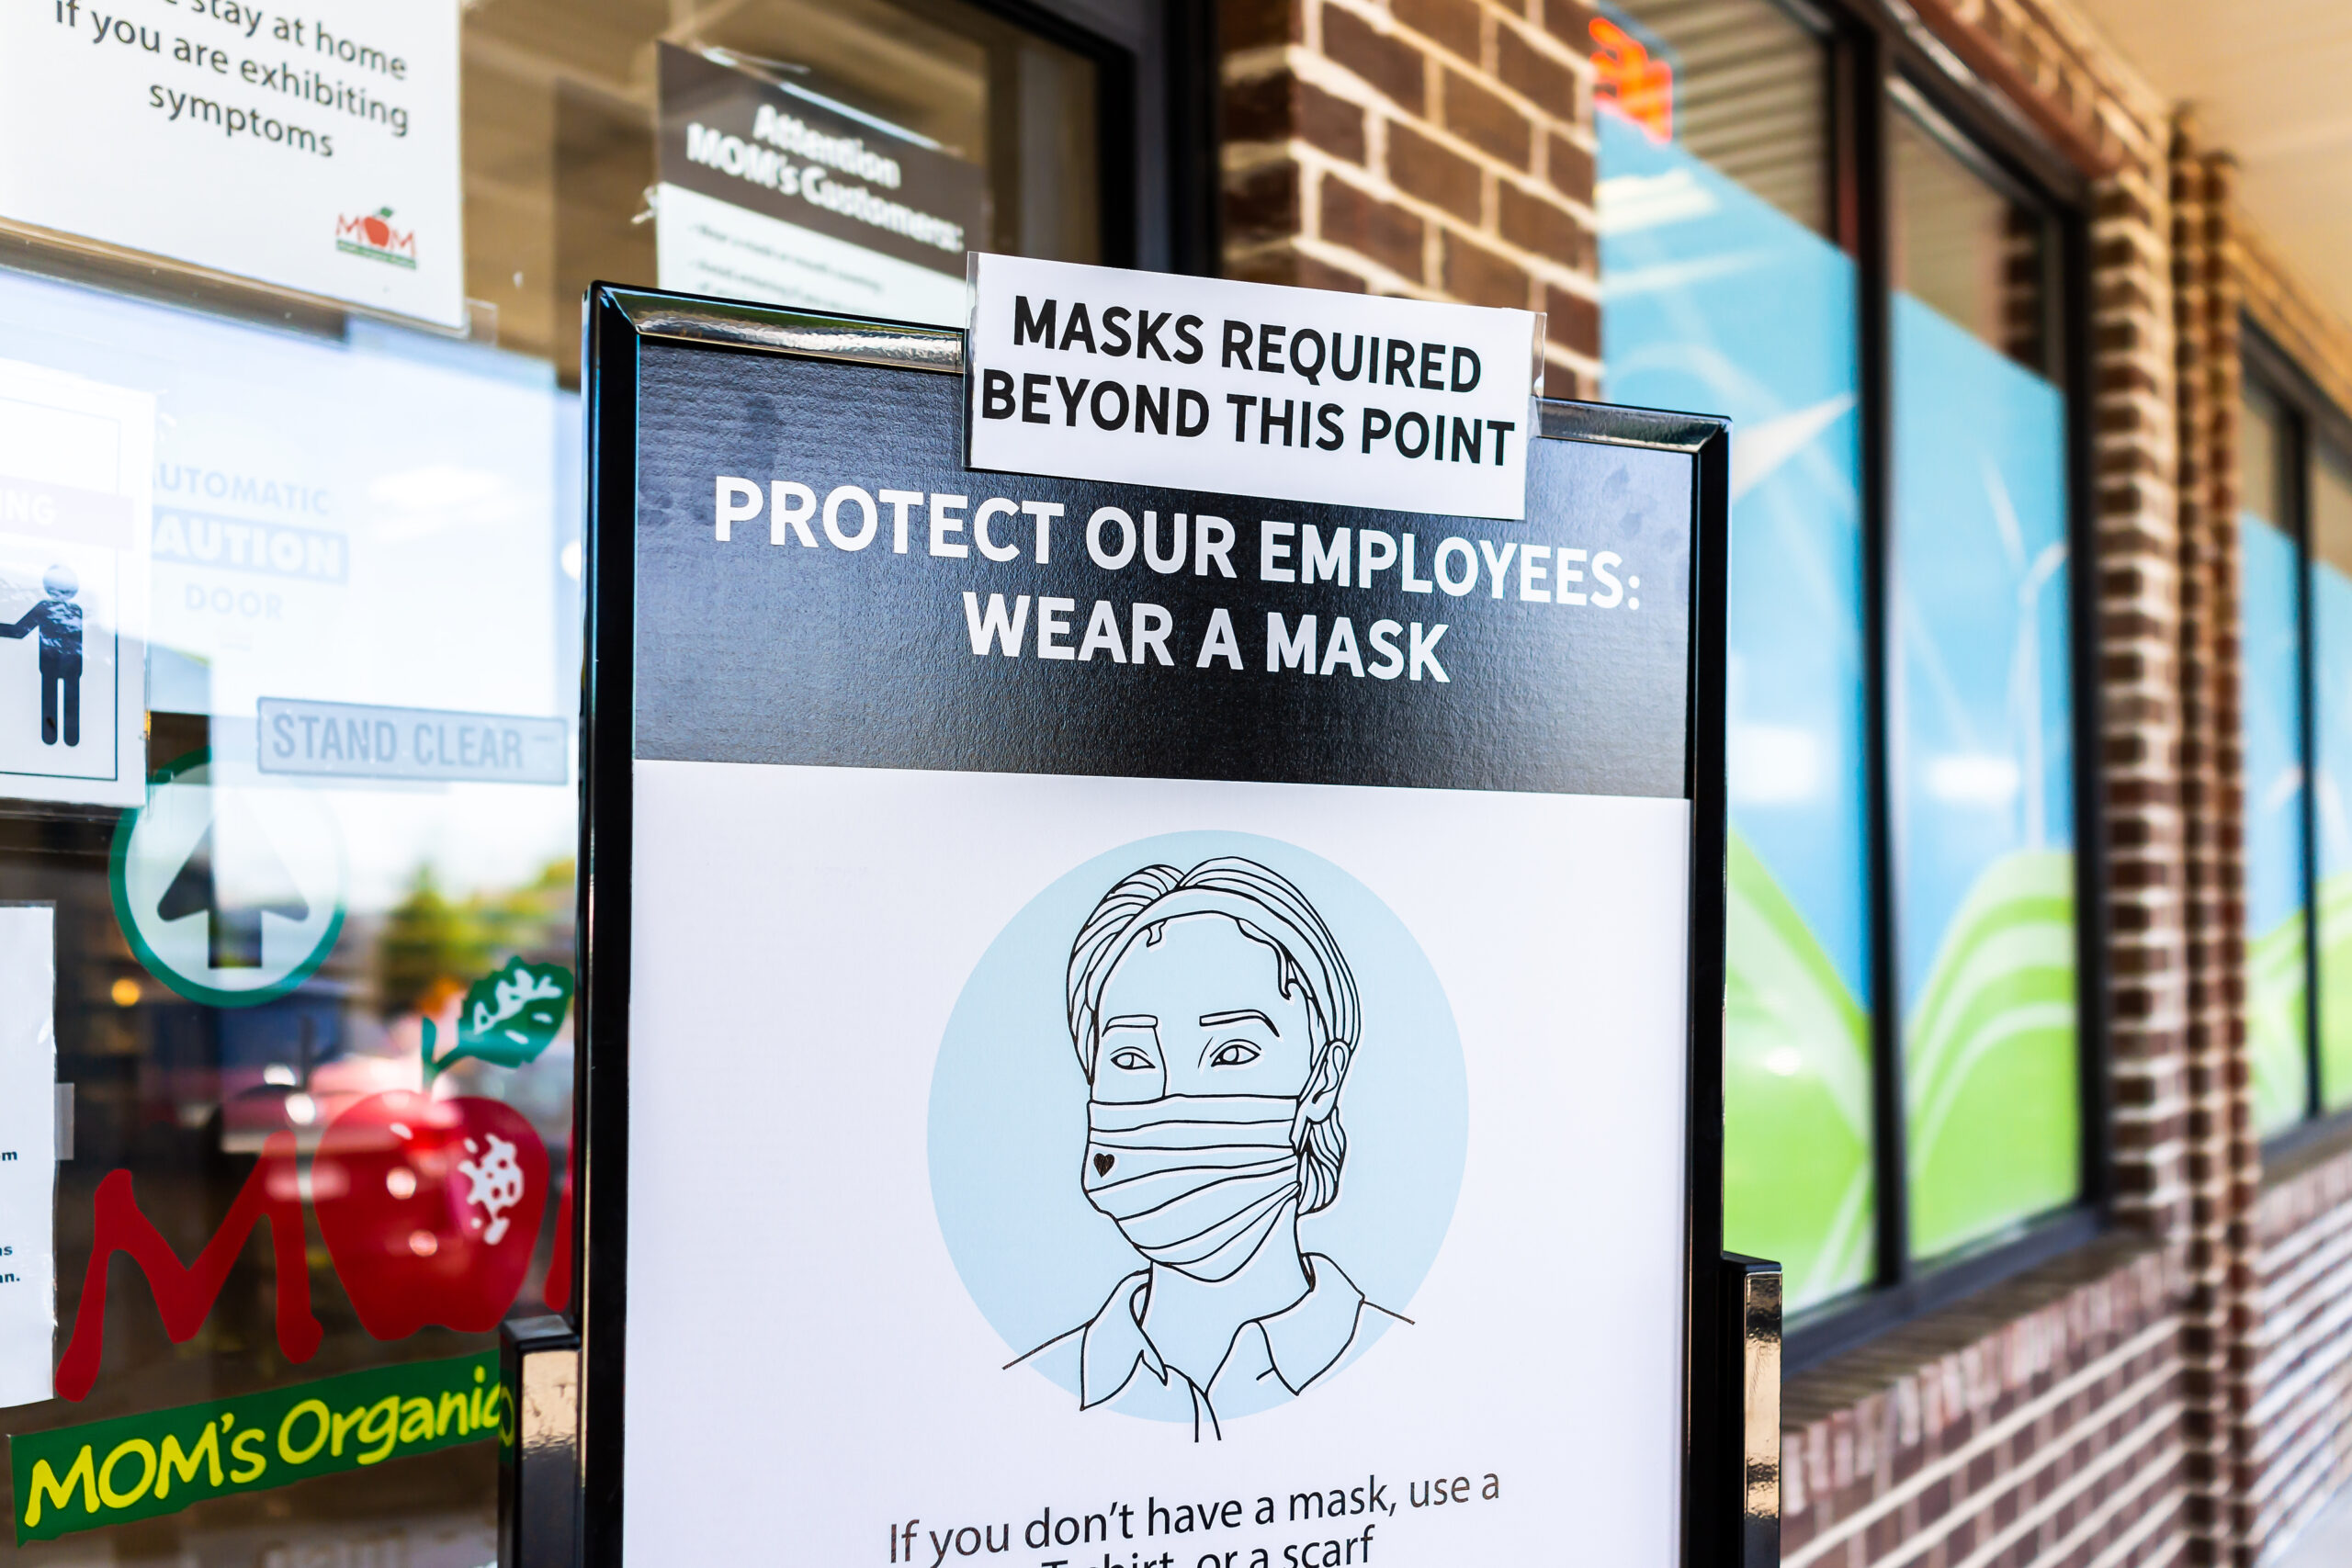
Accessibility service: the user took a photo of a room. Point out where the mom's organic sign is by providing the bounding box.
[12,1352,503,1541]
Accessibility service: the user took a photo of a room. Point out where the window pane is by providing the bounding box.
[1890,107,2049,372]
[1599,1,1871,1311]
[464,0,1100,372]
[683,0,1101,262]
[0,263,580,1562]
[0,0,1103,1557]
[1890,109,2079,1262]
[2312,443,2352,1109]
[2240,389,2310,1134]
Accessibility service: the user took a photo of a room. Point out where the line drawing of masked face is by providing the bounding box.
[1010,856,1405,1438]
[1081,1090,1302,1281]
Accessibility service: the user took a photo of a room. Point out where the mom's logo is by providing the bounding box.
[334,207,417,269]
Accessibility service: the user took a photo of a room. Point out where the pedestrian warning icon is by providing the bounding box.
[111,750,345,1007]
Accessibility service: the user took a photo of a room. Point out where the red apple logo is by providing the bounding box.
[361,213,391,248]
[313,1090,547,1338]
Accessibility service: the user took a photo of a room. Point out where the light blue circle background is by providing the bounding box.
[928,829,1469,1421]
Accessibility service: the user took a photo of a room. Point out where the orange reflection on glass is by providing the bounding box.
[1590,17,1674,144]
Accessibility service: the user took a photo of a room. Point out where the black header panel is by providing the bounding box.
[630,344,1693,797]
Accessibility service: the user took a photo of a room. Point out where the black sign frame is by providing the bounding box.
[569,282,1737,1567]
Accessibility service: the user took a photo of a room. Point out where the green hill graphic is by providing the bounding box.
[1725,840,2084,1303]
[1724,833,1872,1310]
[2247,903,2308,1134]
[1902,849,2079,1261]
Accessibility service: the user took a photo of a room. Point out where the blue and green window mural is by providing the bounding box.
[2239,389,2308,1135]
[2313,454,2352,1111]
[1600,0,2084,1314]
[2238,371,2352,1134]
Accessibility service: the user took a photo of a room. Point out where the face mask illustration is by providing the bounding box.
[1083,1093,1305,1281]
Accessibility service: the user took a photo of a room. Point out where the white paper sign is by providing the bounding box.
[966,256,1541,521]
[0,905,57,1410]
[654,45,983,329]
[657,183,970,329]
[0,358,153,808]
[622,765,1689,1566]
[0,0,464,330]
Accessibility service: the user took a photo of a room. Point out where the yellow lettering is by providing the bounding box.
[437,1390,472,1437]
[157,1424,223,1496]
[22,1447,96,1529]
[400,1396,437,1443]
[482,1386,514,1443]
[97,1439,157,1509]
[330,1405,368,1458]
[278,1399,331,1464]
[356,1396,401,1465]
[229,1427,267,1483]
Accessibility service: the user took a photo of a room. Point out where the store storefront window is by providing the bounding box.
[2240,386,2309,1135]
[2238,345,2352,1138]
[1598,0,1871,1313]
[1888,103,2078,1263]
[1599,2,2094,1326]
[1,268,580,1563]
[2313,443,2352,1109]
[0,0,1118,1558]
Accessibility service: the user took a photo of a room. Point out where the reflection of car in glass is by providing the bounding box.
[130,984,571,1157]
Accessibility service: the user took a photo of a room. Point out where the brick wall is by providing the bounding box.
[2246,1137,2352,1562]
[1217,0,1600,396]
[2169,121,2260,1565]
[1782,1241,2188,1568]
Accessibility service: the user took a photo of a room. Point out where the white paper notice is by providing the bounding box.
[656,183,968,329]
[0,0,465,329]
[0,905,57,1410]
[0,358,153,808]
[966,254,1543,521]
[622,764,1690,1566]
[652,45,985,329]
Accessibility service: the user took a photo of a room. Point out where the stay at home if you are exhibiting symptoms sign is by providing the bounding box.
[0,0,463,328]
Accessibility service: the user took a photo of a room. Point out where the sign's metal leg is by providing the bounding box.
[1722,1254,1783,1568]
[500,1314,581,1568]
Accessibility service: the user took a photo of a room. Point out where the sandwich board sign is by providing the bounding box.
[570,276,1738,1567]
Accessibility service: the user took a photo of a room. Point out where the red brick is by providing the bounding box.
[1229,248,1370,293]
[1321,5,1425,113]
[1544,281,1597,355]
[1443,232,1528,308]
[1499,183,1589,268]
[1393,0,1480,62]
[1221,0,1303,51]
[1225,162,1300,243]
[1321,175,1426,281]
[1224,73,1366,164]
[1497,26,1576,114]
[1541,0,1600,51]
[1387,122,1481,222]
[1546,130,1594,203]
[1442,68,1532,165]
[1541,361,1593,400]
